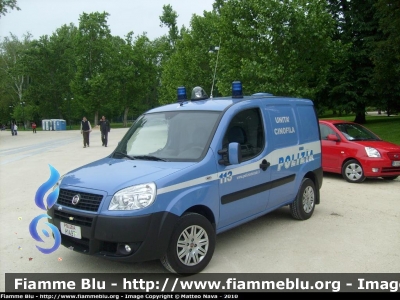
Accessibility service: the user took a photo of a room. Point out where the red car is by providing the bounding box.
[319,120,400,183]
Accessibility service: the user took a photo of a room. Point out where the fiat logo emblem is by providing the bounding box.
[72,194,80,205]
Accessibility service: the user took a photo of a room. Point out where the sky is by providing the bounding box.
[0,0,215,40]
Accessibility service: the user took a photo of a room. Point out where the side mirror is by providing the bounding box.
[327,133,340,142]
[218,142,242,165]
[228,142,242,165]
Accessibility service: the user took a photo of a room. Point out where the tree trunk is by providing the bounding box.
[94,111,99,127]
[354,113,366,124]
[123,107,129,127]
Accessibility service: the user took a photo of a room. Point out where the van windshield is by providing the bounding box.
[115,111,221,161]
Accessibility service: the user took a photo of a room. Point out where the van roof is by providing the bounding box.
[148,94,314,114]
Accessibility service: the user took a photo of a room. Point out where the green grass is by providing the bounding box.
[319,114,400,145]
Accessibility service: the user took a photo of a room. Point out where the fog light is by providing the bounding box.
[372,168,379,173]
[117,242,141,255]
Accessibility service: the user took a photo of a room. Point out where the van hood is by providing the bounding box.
[60,157,193,194]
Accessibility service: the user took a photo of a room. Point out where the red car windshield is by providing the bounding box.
[334,123,382,141]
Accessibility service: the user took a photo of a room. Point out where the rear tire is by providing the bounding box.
[290,178,316,220]
[342,159,365,183]
[160,213,215,275]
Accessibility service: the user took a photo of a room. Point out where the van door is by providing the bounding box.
[265,103,319,209]
[216,107,272,230]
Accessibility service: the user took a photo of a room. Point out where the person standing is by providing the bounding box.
[10,122,15,136]
[99,116,110,147]
[32,122,37,133]
[80,116,92,148]
[13,123,18,135]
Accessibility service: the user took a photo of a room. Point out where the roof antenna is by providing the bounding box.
[209,37,221,99]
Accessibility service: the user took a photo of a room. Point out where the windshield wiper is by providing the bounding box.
[363,137,380,141]
[352,137,378,141]
[113,151,135,160]
[131,155,167,162]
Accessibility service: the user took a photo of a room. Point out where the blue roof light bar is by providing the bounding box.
[232,81,243,98]
[177,86,187,102]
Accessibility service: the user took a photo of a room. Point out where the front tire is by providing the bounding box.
[342,159,366,183]
[161,213,215,275]
[290,178,316,220]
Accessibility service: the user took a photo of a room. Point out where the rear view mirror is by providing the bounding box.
[228,142,242,165]
[218,142,242,165]
[327,134,340,142]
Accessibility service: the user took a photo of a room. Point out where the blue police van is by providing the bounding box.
[48,81,323,274]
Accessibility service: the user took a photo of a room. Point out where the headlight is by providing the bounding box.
[109,183,156,210]
[365,147,381,158]
[52,175,64,192]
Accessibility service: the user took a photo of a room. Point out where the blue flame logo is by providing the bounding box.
[29,164,61,254]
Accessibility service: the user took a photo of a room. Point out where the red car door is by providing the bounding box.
[320,123,345,173]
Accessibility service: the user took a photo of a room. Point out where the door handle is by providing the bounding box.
[260,159,270,171]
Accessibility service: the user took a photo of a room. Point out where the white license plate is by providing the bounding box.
[60,222,82,239]
[392,161,400,167]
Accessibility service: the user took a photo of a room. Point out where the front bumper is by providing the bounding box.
[47,206,179,262]
[361,158,400,177]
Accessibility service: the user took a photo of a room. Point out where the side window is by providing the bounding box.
[319,124,335,140]
[223,108,264,160]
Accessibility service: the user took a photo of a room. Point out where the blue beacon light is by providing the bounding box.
[177,86,187,102]
[232,81,243,98]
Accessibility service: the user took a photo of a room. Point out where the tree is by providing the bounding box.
[206,0,336,99]
[371,0,400,115]
[0,45,16,124]
[159,4,180,49]
[158,10,220,104]
[106,33,159,126]
[0,0,20,17]
[23,24,78,122]
[71,12,114,126]
[127,34,159,119]
[159,0,337,105]
[0,33,32,127]
[325,0,380,123]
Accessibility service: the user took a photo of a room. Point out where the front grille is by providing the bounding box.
[381,167,400,173]
[62,235,90,252]
[57,189,103,212]
[54,210,93,227]
[387,152,400,160]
